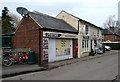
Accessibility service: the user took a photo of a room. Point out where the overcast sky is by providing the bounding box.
[0,0,119,27]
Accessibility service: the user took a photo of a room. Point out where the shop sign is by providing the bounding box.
[45,33,76,38]
[43,38,48,60]
[62,35,76,38]
[45,33,61,38]
[83,36,89,39]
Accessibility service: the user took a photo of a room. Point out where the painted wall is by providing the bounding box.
[56,11,78,30]
[48,39,56,62]
[79,22,102,57]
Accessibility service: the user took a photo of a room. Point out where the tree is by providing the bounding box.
[104,15,120,34]
[2,7,15,34]
[0,17,2,35]
[9,13,21,28]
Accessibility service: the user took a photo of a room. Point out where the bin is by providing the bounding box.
[28,49,36,64]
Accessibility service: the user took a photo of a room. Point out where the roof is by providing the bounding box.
[57,10,103,30]
[29,12,78,33]
[102,29,120,36]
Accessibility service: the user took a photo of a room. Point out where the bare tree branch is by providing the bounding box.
[9,13,21,28]
[104,15,120,34]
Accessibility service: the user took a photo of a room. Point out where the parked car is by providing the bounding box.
[95,44,105,54]
[105,45,111,51]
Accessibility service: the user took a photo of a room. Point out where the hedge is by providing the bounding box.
[103,43,120,50]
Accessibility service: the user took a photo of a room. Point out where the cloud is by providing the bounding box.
[0,0,119,27]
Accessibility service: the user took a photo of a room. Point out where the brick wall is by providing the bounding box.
[13,16,42,63]
[103,35,120,42]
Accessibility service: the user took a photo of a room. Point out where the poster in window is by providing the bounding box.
[56,39,70,56]
[43,38,48,60]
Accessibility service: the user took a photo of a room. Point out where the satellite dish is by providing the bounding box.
[16,7,29,17]
[22,8,29,15]
[16,7,23,15]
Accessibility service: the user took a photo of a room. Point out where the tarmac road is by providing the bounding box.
[3,51,118,80]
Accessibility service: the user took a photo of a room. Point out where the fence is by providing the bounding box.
[3,48,30,57]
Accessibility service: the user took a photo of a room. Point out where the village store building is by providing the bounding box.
[56,10,103,57]
[14,11,78,64]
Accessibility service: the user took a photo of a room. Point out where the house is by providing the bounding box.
[2,32,15,48]
[56,10,103,58]
[14,10,78,65]
[102,29,120,42]
[102,29,120,50]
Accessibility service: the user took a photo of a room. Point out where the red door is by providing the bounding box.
[73,39,78,58]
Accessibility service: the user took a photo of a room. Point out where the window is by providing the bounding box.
[86,40,89,48]
[82,40,84,48]
[94,40,97,46]
[85,40,86,48]
[85,25,89,35]
[82,39,89,52]
[82,40,89,48]
[97,30,99,37]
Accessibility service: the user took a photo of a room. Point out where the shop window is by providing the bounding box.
[82,40,84,48]
[56,39,71,56]
[85,40,86,48]
[87,40,89,48]
[82,39,89,52]
[82,40,89,48]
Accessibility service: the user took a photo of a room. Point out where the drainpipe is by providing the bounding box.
[78,20,80,34]
[77,19,80,58]
[38,28,43,66]
[38,28,41,66]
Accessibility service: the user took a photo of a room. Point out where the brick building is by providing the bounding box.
[14,11,78,65]
[102,29,120,42]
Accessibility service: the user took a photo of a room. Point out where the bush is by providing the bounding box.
[103,43,120,50]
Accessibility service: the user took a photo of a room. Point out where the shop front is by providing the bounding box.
[43,32,77,62]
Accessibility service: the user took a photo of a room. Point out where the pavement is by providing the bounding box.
[2,50,118,78]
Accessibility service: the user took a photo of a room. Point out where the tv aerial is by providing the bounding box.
[16,7,29,18]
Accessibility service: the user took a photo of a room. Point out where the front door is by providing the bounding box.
[73,39,78,58]
[91,40,93,51]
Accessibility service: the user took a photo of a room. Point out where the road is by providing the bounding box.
[3,51,118,80]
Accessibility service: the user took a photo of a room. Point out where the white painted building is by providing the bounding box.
[56,10,103,57]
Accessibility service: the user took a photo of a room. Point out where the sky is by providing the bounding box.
[0,0,119,27]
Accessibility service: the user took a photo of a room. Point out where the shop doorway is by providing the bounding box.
[73,39,78,58]
[91,40,93,51]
